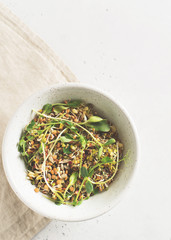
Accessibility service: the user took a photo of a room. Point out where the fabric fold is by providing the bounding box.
[0,2,77,240]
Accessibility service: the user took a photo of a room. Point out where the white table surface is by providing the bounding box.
[2,0,171,239]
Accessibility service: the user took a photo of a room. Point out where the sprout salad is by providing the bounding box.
[18,100,124,206]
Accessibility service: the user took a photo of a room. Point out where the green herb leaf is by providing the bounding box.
[27,120,36,131]
[66,100,82,107]
[84,196,90,200]
[71,195,77,206]
[64,172,78,198]
[104,138,116,146]
[55,201,62,205]
[60,136,72,143]
[42,104,53,114]
[18,137,29,157]
[86,119,110,132]
[93,188,99,195]
[98,146,103,158]
[88,167,94,177]
[101,156,113,163]
[86,116,103,123]
[31,180,35,185]
[18,138,25,152]
[85,181,93,194]
[63,146,71,154]
[53,105,68,114]
[72,194,84,206]
[79,135,87,148]
[21,152,29,157]
[81,167,89,178]
[65,133,74,140]
[26,135,35,140]
[53,103,65,106]
[38,144,43,154]
[35,129,42,134]
[75,198,83,206]
[18,138,25,148]
[69,172,78,186]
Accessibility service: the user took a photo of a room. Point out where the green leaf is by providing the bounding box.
[66,100,82,107]
[60,136,72,143]
[63,146,71,154]
[85,181,93,194]
[65,133,74,140]
[101,156,113,163]
[81,167,89,178]
[55,201,62,205]
[93,188,99,195]
[18,138,26,152]
[84,196,90,200]
[64,172,78,198]
[37,129,44,134]
[42,104,53,114]
[72,194,84,206]
[86,119,110,132]
[76,198,83,206]
[53,103,66,106]
[104,138,116,146]
[98,146,103,158]
[69,172,78,186]
[27,120,36,131]
[26,135,35,140]
[88,167,94,177]
[38,144,43,154]
[21,152,27,157]
[18,137,29,157]
[79,135,87,148]
[53,105,68,113]
[19,138,25,148]
[86,116,103,123]
[71,195,77,206]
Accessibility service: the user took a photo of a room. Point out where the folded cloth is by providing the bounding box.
[0,3,77,240]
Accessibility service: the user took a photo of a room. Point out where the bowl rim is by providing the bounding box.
[2,82,140,221]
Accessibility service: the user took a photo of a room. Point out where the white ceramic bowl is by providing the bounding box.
[2,83,138,221]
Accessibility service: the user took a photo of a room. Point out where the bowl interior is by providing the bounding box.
[2,84,138,221]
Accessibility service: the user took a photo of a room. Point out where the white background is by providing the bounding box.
[1,0,171,239]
